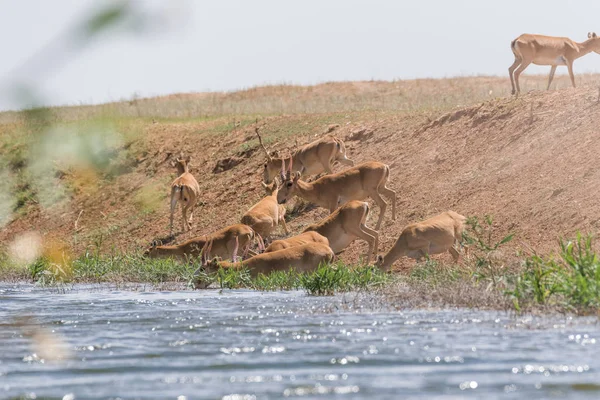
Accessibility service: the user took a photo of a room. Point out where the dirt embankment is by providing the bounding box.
[3,86,600,267]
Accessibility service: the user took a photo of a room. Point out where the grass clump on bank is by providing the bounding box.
[5,251,391,296]
[194,262,390,295]
[507,234,600,313]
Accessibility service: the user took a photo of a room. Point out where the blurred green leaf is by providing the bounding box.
[83,3,129,37]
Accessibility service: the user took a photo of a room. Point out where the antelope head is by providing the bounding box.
[190,240,215,289]
[277,157,300,204]
[196,239,221,274]
[261,180,279,195]
[374,255,389,272]
[175,155,191,175]
[261,159,283,194]
[143,240,163,257]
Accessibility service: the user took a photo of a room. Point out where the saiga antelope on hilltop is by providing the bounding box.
[509,32,600,95]
[144,224,257,260]
[195,240,334,286]
[303,200,379,265]
[375,211,467,271]
[277,159,396,230]
[170,156,201,234]
[256,125,354,184]
[241,169,289,241]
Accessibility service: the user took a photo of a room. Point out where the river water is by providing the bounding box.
[1,284,599,399]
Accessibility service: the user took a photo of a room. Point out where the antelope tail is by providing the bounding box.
[171,185,182,211]
[510,39,520,56]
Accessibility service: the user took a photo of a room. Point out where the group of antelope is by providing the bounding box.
[143,31,600,284]
[144,124,467,283]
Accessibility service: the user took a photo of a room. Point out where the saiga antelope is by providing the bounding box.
[144,224,257,260]
[256,125,354,184]
[264,231,330,253]
[509,32,600,95]
[303,200,379,264]
[241,174,289,241]
[278,160,396,230]
[169,156,201,234]
[197,241,335,283]
[375,211,467,271]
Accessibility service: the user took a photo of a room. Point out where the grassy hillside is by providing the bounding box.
[2,74,600,272]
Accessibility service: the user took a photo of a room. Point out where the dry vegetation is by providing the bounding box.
[2,74,599,122]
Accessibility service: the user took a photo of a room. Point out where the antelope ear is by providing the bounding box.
[271,176,280,189]
[589,32,592,38]
[185,155,191,163]
[593,32,598,38]
[293,171,301,182]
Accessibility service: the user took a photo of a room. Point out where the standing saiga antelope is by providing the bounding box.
[170,156,201,234]
[241,169,289,241]
[256,125,354,184]
[303,200,379,264]
[509,32,600,95]
[144,224,257,260]
[375,211,467,271]
[277,159,396,230]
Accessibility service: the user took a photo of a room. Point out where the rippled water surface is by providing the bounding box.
[1,284,600,399]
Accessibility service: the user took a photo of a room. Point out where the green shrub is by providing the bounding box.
[507,234,600,313]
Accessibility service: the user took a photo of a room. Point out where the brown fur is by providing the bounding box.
[509,32,600,95]
[241,182,289,240]
[376,211,467,271]
[144,224,255,260]
[201,242,335,279]
[170,157,201,234]
[278,161,396,230]
[264,231,330,253]
[260,134,354,184]
[303,200,379,264]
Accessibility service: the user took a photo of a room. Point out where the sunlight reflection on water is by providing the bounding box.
[1,284,599,399]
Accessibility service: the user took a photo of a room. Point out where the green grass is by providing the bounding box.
[193,262,391,295]
[506,234,600,314]
[300,262,390,295]
[1,252,391,295]
[408,259,464,284]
